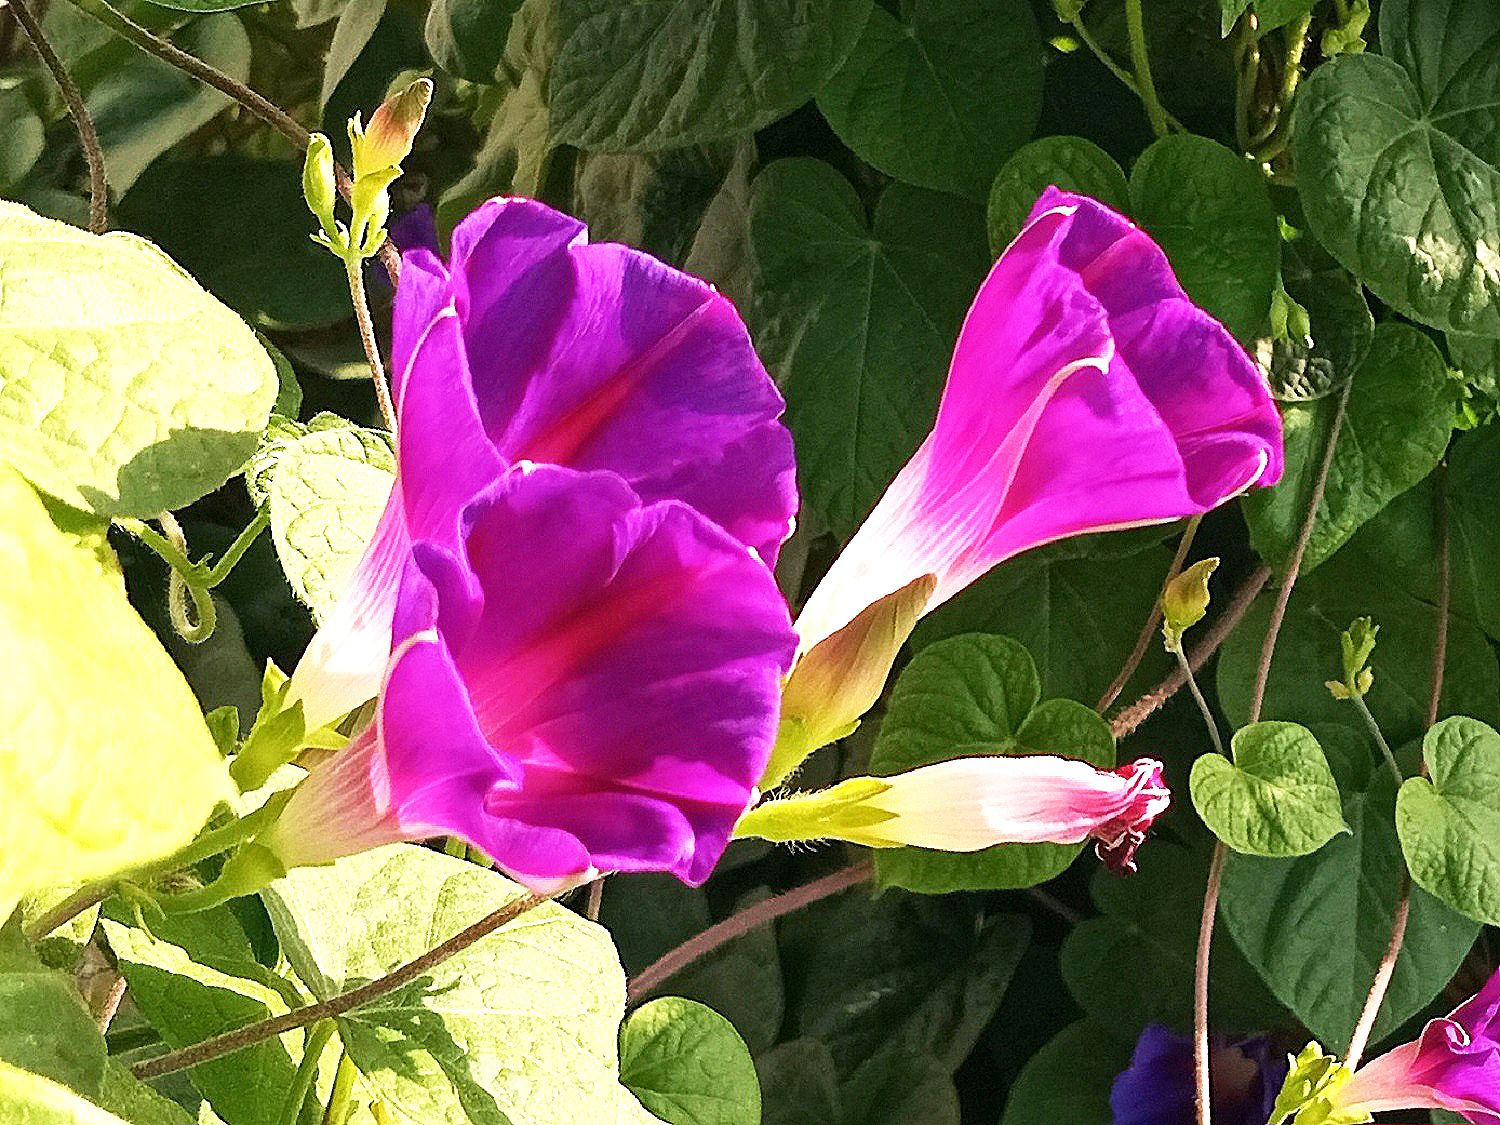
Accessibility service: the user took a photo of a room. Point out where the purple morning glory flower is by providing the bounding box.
[792,187,1284,666]
[1330,966,1500,1123]
[1111,1024,1287,1125]
[263,463,797,891]
[289,197,797,729]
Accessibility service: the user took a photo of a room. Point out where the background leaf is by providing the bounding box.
[748,158,988,537]
[619,998,759,1125]
[817,0,1042,200]
[1222,769,1479,1054]
[1292,0,1500,335]
[869,634,1115,892]
[546,0,870,151]
[986,136,1129,253]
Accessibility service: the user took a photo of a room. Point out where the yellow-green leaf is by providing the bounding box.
[0,467,229,905]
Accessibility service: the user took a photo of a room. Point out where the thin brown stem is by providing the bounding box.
[1194,842,1226,1125]
[132,893,545,1079]
[26,885,107,942]
[1345,874,1412,1070]
[1110,564,1271,740]
[58,0,399,286]
[585,877,605,923]
[1098,516,1202,712]
[10,0,107,232]
[1195,381,1351,1125]
[628,861,872,1003]
[1342,468,1451,1070]
[94,973,129,1033]
[346,260,398,432]
[1248,381,1352,722]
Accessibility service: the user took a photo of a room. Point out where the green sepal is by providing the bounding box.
[229,663,346,793]
[735,777,898,847]
[1270,1043,1368,1125]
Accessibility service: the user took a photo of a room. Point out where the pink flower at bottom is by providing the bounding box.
[1332,968,1500,1124]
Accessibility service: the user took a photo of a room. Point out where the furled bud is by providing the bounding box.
[739,755,1170,873]
[302,133,337,229]
[764,573,937,789]
[1161,556,1218,651]
[349,77,433,182]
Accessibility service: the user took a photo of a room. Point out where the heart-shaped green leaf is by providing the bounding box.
[1191,722,1349,857]
[869,634,1115,892]
[619,998,759,1125]
[1398,715,1500,925]
[986,136,1129,254]
[1292,0,1500,335]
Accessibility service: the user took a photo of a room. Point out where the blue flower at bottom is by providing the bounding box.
[1111,1024,1287,1125]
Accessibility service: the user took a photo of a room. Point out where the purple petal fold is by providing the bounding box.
[275,464,796,891]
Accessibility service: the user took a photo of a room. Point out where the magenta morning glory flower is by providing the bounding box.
[780,188,1284,754]
[289,198,797,730]
[1327,966,1500,1123]
[262,463,797,892]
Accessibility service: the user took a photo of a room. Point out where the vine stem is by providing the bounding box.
[9,0,107,232]
[1110,564,1271,740]
[26,804,285,941]
[1097,516,1202,712]
[1124,0,1170,137]
[58,0,399,286]
[1194,381,1351,1125]
[276,1021,335,1125]
[346,259,398,432]
[628,861,872,1003]
[1066,15,1186,134]
[1172,645,1225,758]
[1343,465,1451,1072]
[133,893,545,1079]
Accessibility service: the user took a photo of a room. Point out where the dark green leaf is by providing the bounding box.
[0,922,105,1097]
[986,136,1128,254]
[1243,324,1455,574]
[1128,134,1280,342]
[748,159,989,537]
[1291,0,1500,335]
[818,0,1043,201]
[546,0,870,151]
[425,0,520,82]
[1257,237,1374,402]
[118,159,350,331]
[998,1020,1133,1125]
[1222,769,1479,1052]
[870,634,1115,892]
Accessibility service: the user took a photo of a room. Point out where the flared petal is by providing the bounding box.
[286,308,500,729]
[794,189,1282,654]
[445,197,797,562]
[445,464,797,884]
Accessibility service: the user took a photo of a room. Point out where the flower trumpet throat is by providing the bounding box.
[738,755,1170,871]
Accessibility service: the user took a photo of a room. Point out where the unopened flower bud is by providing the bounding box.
[349,78,433,182]
[302,133,337,225]
[1162,557,1218,651]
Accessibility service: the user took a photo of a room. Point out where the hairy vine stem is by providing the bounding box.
[628,862,872,1003]
[1194,381,1351,1125]
[1098,516,1202,712]
[1343,464,1451,1071]
[1124,0,1170,138]
[57,0,400,286]
[346,259,398,431]
[1109,564,1271,740]
[133,892,545,1079]
[9,0,108,232]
